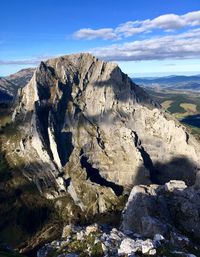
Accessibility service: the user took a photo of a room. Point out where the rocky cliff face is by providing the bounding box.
[8,53,200,218]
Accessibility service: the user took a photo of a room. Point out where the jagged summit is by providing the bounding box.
[34,53,157,110]
[5,53,200,216]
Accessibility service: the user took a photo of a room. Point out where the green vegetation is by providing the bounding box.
[147,88,200,114]
[51,233,104,257]
[0,145,62,250]
[0,109,62,253]
[90,242,104,257]
[168,101,186,113]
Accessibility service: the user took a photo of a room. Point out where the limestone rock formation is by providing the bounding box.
[6,53,200,218]
[122,180,200,241]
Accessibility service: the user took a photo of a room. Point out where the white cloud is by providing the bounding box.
[0,55,54,66]
[115,21,147,37]
[150,14,186,29]
[73,10,200,40]
[0,59,39,65]
[183,10,200,26]
[73,28,117,40]
[90,29,200,61]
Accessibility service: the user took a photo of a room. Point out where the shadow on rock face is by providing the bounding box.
[153,157,198,186]
[93,66,159,108]
[136,156,198,187]
[122,154,200,243]
[80,149,124,196]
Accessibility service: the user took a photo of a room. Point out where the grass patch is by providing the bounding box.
[56,233,104,257]
[146,88,200,114]
[91,242,104,257]
[167,96,188,114]
[161,100,174,110]
[180,103,197,113]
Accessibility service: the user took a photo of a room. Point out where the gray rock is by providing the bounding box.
[122,185,170,237]
[85,224,100,235]
[122,180,200,241]
[165,180,187,192]
[37,224,199,257]
[76,230,85,240]
[101,242,108,254]
[149,249,157,255]
[118,238,138,255]
[153,234,165,242]
[2,53,200,254]
[141,239,155,254]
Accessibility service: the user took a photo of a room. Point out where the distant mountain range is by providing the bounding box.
[0,68,35,103]
[133,75,200,91]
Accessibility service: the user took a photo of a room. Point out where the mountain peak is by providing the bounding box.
[9,53,200,219]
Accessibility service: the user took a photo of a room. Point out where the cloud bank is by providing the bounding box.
[2,10,200,67]
[73,10,200,40]
[0,59,40,65]
[0,55,54,66]
[90,29,200,61]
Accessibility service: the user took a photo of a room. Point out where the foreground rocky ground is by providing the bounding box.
[36,223,199,257]
[1,180,200,257]
[35,180,200,257]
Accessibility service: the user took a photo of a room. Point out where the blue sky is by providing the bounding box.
[0,0,200,77]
